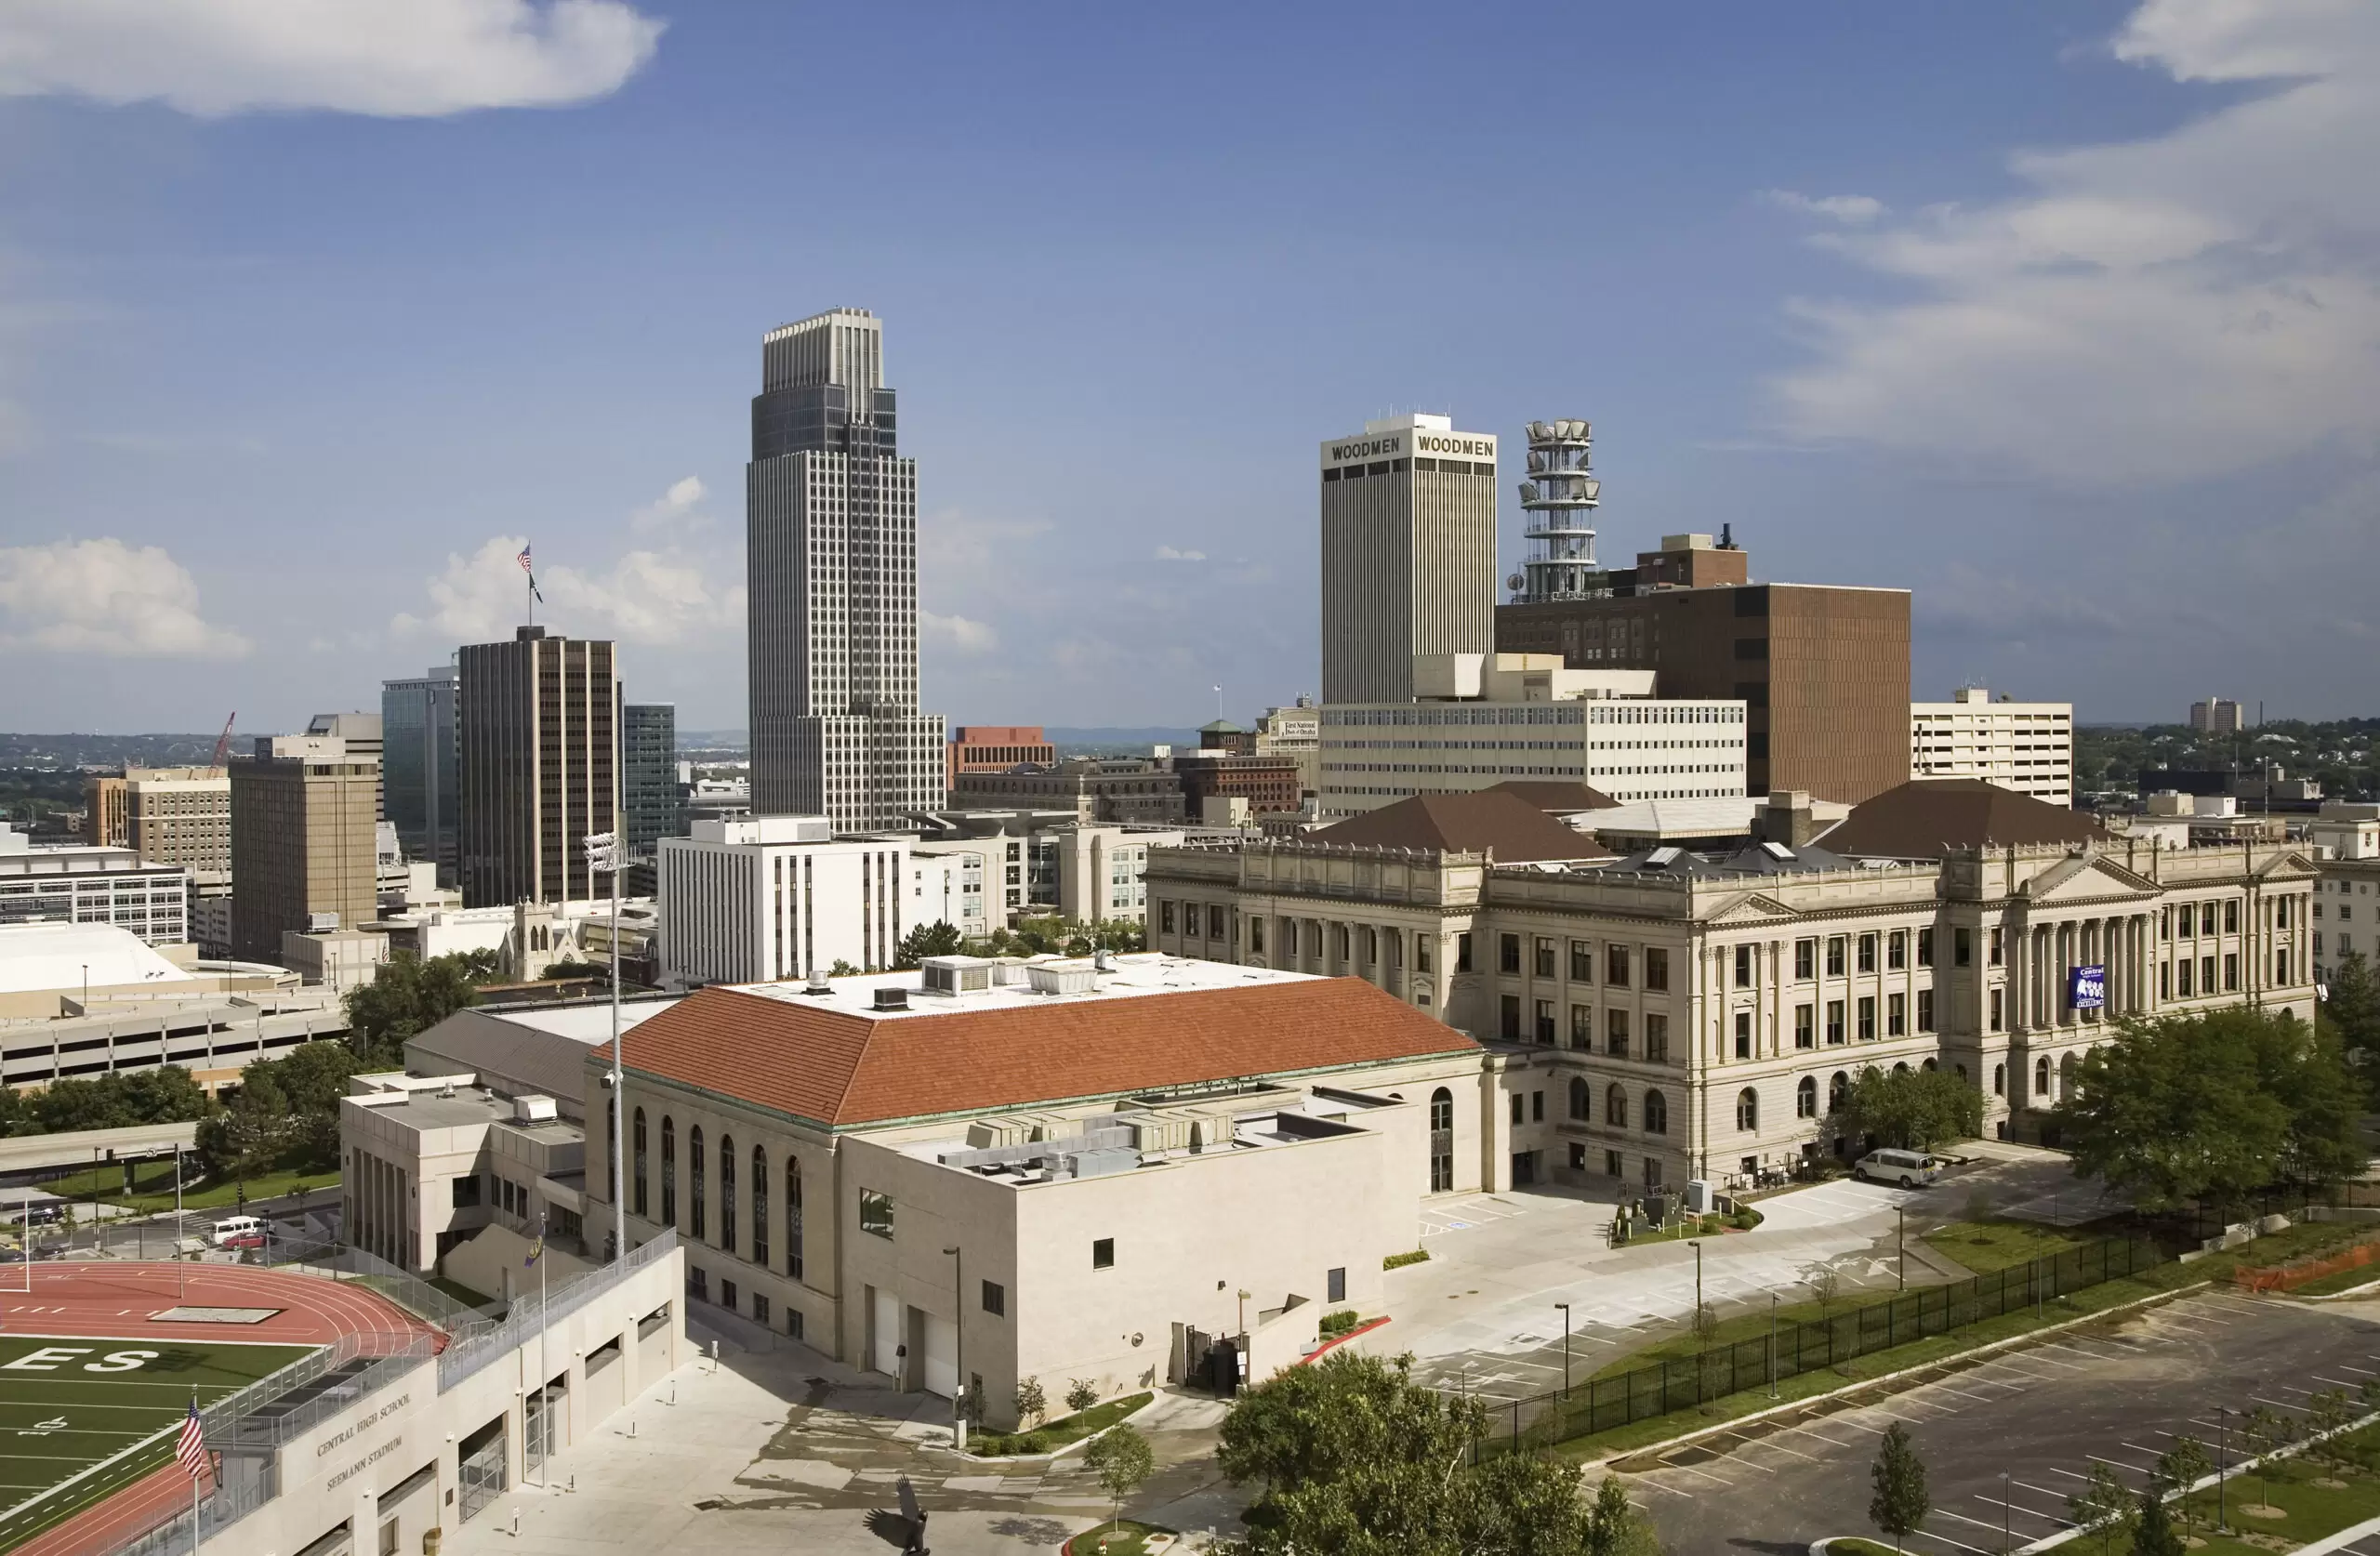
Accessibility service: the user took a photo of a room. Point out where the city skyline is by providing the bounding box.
[2,2,2377,734]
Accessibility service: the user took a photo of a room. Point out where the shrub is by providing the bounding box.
[1013,1375,1046,1429]
[1318,1310,1360,1338]
[1065,1378,1100,1415]
[1382,1249,1431,1270]
[1013,1431,1050,1454]
[1732,1208,1761,1230]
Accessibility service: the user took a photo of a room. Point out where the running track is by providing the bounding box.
[3,1262,443,1556]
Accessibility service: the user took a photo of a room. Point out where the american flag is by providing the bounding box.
[175,1398,207,1482]
[516,543,534,574]
[517,543,544,604]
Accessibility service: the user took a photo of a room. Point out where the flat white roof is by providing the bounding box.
[489,1000,681,1046]
[0,922,197,996]
[733,955,1316,1020]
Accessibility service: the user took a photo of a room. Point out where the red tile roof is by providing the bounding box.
[1316,789,1612,862]
[597,976,1478,1128]
[1818,778,2106,859]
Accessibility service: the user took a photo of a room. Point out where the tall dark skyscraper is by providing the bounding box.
[747,308,945,831]
[457,626,619,907]
[621,701,684,896]
[382,664,459,883]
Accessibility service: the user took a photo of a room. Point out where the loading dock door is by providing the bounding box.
[871,1287,900,1379]
[921,1312,957,1399]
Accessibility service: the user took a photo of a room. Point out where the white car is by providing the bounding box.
[1852,1149,1942,1188]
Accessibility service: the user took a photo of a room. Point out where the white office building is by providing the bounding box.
[659,817,910,985]
[909,840,990,938]
[1319,653,1748,818]
[1320,413,1499,705]
[747,308,946,831]
[1910,687,2075,806]
[0,823,189,946]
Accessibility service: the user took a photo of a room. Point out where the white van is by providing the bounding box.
[209,1215,266,1248]
[1852,1149,1942,1188]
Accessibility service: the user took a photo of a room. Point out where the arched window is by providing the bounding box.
[1796,1076,1817,1118]
[690,1126,707,1241]
[2060,1053,2078,1091]
[720,1134,737,1254]
[1922,1058,1937,1072]
[1567,1076,1590,1121]
[2034,1056,2051,1100]
[1428,1087,1454,1193]
[1606,1085,1628,1129]
[660,1115,677,1227]
[1829,1072,1850,1112]
[1993,1063,2006,1096]
[1892,1062,1911,1075]
[1953,1063,1967,1082]
[1644,1089,1669,1136]
[633,1108,649,1219]
[787,1154,804,1281]
[751,1146,769,1268]
[1736,1088,1758,1132]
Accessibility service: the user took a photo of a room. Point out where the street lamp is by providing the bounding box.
[1898,1205,1908,1291]
[2215,1405,2229,1532]
[2000,1470,2011,1554]
[1688,1240,1704,1347]
[1554,1301,1571,1399]
[1767,1292,1778,1400]
[581,831,625,1263]
[944,1245,966,1448]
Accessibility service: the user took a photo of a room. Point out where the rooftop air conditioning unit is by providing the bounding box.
[873,986,910,1012]
[513,1094,559,1123]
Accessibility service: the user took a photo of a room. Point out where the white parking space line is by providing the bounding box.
[2315,1375,2365,1389]
[1937,1509,2022,1536]
[2271,1384,2317,1395]
[2341,1365,2378,1376]
[1654,1461,1735,1487]
[2254,1395,2305,1409]
[2043,1466,2096,1483]
[2122,1443,2166,1457]
[1748,1438,1825,1464]
[2089,1453,2153,1473]
[1910,1525,1997,1556]
[1924,1382,2002,1404]
[2197,1297,2265,1316]
[2011,1482,2079,1507]
[1788,1426,1858,1449]
[1630,1476,1695,1499]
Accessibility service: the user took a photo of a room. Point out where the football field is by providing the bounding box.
[0,1331,314,1553]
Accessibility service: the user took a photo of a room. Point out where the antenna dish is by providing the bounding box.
[1505,573,1527,593]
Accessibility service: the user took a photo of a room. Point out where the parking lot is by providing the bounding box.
[1388,1146,2098,1401]
[1624,1287,2380,1555]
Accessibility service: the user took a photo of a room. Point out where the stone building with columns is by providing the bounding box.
[1144,783,2319,1193]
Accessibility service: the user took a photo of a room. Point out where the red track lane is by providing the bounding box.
[2,1263,444,1556]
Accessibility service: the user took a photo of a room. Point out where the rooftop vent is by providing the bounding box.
[1646,847,1683,868]
[805,969,831,996]
[1025,961,1099,996]
[920,956,995,996]
[1761,840,1796,861]
[512,1094,559,1123]
[873,986,910,1012]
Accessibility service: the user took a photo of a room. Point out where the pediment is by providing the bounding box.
[2021,850,2161,905]
[1705,890,1803,923]
[2252,850,2320,881]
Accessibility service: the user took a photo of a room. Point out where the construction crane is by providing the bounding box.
[208,712,236,774]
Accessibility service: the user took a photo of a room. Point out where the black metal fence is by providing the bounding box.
[1478,1234,2166,1453]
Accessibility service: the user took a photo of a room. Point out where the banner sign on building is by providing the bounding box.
[2069,964,2107,1010]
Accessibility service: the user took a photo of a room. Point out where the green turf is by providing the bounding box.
[0,1332,314,1554]
[33,1165,338,1217]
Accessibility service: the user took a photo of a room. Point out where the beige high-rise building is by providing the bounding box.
[1910,687,2074,806]
[229,735,381,962]
[84,767,231,877]
[1320,413,1499,706]
[458,626,620,909]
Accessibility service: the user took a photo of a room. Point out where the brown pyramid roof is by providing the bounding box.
[1316,789,1610,862]
[1818,778,2106,859]
[597,976,1477,1129]
[1486,780,1622,814]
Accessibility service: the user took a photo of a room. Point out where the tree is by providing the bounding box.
[1869,1421,1929,1554]
[2068,1461,2135,1556]
[1065,1378,1101,1416]
[2130,1488,2183,1556]
[2242,1406,2295,1510]
[2153,1437,2210,1528]
[2309,1388,2355,1470]
[2323,951,2380,1066]
[894,921,964,969]
[826,959,863,978]
[1218,1350,1606,1556]
[1083,1423,1154,1530]
[538,958,608,981]
[0,1085,29,1138]
[192,1040,356,1180]
[1585,1476,1662,1556]
[2056,1009,2301,1214]
[343,952,489,1066]
[2244,1014,2367,1192]
[1829,1066,1982,1153]
[1013,1376,1046,1431]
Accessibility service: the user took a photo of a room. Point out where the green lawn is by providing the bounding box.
[1616,1214,1759,1246]
[0,1333,314,1554]
[38,1163,337,1217]
[2168,1435,2380,1555]
[971,1392,1153,1457]
[1824,1540,1906,1556]
[1920,1218,2096,1273]
[1064,1520,1175,1556]
[2282,1259,2380,1297]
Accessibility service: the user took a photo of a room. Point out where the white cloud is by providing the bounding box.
[920,611,998,654]
[0,536,249,657]
[1759,190,1884,225]
[1770,0,2380,486]
[0,0,661,118]
[392,534,740,648]
[1153,545,1208,562]
[628,474,707,534]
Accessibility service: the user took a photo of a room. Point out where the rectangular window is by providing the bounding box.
[1327,1266,1347,1304]
[1917,928,1935,967]
[1644,947,1670,992]
[1988,988,2002,1033]
[1735,944,1752,987]
[859,1190,894,1240]
[2225,953,2240,992]
[1500,994,1520,1041]
[1826,936,1846,977]
[1734,1010,1752,1060]
[1917,988,1936,1032]
[1531,1090,1545,1123]
[1606,1008,1631,1058]
[1645,1013,1669,1063]
[1990,928,2004,966]
[2202,955,2217,993]
[1954,928,1974,968]
[1091,1237,1115,1270]
[1888,991,1908,1035]
[1251,917,1266,955]
[1570,1004,1592,1049]
[1416,937,1433,973]
[1826,999,1845,1045]
[1857,996,1876,1041]
[2226,899,2239,934]
[1794,1003,1815,1049]
[1159,901,1175,934]
[1795,938,1817,979]
[1534,937,1556,978]
[451,1177,481,1208]
[1887,930,1907,970]
[1572,940,1594,982]
[1501,934,1522,974]
[1456,933,1473,972]
[1606,944,1632,986]
[2202,903,2217,936]
[1857,934,1876,974]
[982,1280,1005,1317]
[1511,1091,1525,1126]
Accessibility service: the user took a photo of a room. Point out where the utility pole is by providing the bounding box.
[1898,1205,1908,1291]
[1554,1301,1570,1399]
[1689,1240,1703,1345]
[945,1246,966,1448]
[582,831,625,1263]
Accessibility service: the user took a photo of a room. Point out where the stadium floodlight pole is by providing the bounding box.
[582,831,625,1264]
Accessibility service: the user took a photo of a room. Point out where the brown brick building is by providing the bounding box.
[945,725,1056,792]
[1498,572,1910,805]
[1173,752,1303,820]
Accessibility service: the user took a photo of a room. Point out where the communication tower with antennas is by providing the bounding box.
[1513,419,1604,603]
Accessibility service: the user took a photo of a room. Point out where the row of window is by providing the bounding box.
[633,1108,803,1282]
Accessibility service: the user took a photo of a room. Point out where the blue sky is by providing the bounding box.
[2,0,2375,735]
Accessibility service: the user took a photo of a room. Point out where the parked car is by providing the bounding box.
[1852,1148,1942,1188]
[209,1215,267,1249]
